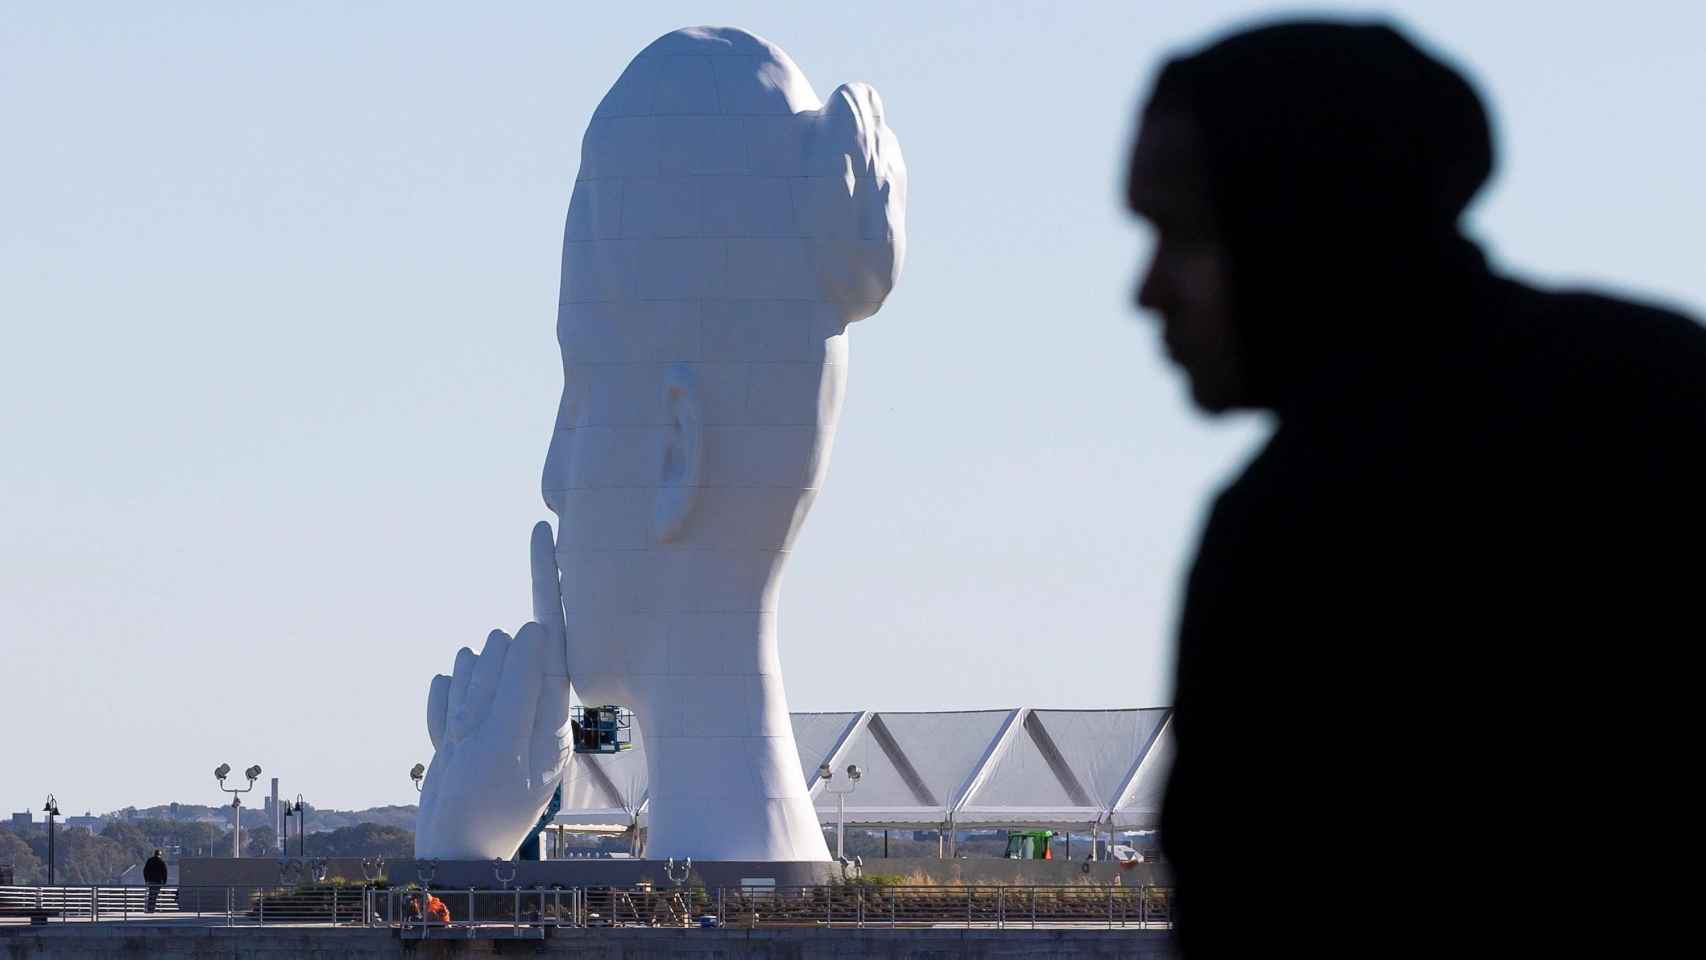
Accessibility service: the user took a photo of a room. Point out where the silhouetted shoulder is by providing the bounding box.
[1503,280,1706,387]
[1547,285,1702,333]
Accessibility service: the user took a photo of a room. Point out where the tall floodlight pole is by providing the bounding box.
[215,763,262,858]
[818,763,863,860]
[42,795,60,885]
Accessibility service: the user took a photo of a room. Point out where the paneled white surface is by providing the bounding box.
[419,25,906,861]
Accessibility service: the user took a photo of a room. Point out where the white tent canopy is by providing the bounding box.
[554,719,649,833]
[554,707,1173,834]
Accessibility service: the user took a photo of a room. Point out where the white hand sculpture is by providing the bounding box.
[415,522,572,859]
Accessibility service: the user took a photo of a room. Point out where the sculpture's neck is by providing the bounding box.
[623,594,829,860]
[633,675,827,860]
[625,606,787,729]
[560,548,829,859]
[651,548,787,619]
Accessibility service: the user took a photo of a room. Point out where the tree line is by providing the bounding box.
[0,818,416,884]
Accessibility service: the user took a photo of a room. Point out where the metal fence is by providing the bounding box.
[578,884,1171,931]
[1,883,1171,934]
[1,884,372,926]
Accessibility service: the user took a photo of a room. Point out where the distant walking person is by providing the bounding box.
[142,849,167,913]
[1125,19,1706,957]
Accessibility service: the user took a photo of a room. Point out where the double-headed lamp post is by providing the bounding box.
[283,795,307,856]
[42,795,60,885]
[818,762,862,860]
[214,763,262,858]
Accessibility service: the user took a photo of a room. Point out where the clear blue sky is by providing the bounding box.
[3,1,1700,814]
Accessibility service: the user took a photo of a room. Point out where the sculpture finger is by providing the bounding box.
[456,628,510,740]
[490,621,544,738]
[532,668,573,751]
[426,673,451,751]
[530,520,569,680]
[531,671,573,784]
[529,528,573,747]
[445,646,478,742]
[532,668,573,743]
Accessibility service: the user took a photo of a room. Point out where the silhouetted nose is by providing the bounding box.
[1136,254,1167,317]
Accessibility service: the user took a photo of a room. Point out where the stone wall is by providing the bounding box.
[178,859,379,887]
[175,858,380,914]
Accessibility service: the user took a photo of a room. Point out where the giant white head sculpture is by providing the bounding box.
[539,27,907,860]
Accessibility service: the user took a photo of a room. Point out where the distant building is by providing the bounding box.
[64,814,104,833]
[9,812,32,831]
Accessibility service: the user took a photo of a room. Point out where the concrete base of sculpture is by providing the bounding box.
[387,858,842,891]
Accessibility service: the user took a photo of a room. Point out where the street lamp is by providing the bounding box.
[819,762,862,860]
[215,763,262,858]
[283,795,307,856]
[410,763,425,792]
[42,795,60,885]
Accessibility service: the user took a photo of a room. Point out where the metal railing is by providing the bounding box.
[1,883,1170,933]
[0,884,372,926]
[383,886,579,939]
[691,885,1169,930]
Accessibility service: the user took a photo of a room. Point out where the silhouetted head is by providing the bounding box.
[1128,20,1495,413]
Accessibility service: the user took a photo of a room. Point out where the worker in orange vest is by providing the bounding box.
[408,892,453,925]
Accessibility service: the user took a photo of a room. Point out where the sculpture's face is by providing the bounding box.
[539,28,905,705]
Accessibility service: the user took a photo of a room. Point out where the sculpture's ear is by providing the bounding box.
[653,364,703,543]
[806,83,892,180]
[803,82,908,319]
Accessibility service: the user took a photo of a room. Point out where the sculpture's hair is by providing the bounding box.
[595,26,822,119]
[561,26,906,319]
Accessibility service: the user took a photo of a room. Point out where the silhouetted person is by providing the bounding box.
[142,849,167,913]
[1126,20,1706,956]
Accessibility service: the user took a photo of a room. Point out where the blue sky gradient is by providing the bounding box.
[3,1,1700,812]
